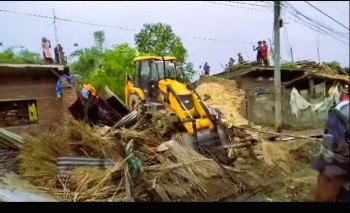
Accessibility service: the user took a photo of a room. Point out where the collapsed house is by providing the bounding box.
[0,63,80,135]
[213,61,349,130]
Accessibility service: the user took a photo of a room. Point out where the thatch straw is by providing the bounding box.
[19,116,244,201]
[196,76,248,126]
[260,141,292,176]
[18,118,126,200]
[137,142,240,201]
[18,133,73,188]
[64,119,124,159]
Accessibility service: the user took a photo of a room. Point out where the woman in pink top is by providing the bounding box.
[42,37,53,64]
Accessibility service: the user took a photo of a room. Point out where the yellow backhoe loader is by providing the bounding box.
[125,56,232,163]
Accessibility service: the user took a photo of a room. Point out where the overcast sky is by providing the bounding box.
[0,1,349,79]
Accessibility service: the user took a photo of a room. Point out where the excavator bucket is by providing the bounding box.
[175,124,233,164]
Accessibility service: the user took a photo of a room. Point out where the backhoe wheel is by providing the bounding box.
[129,94,141,111]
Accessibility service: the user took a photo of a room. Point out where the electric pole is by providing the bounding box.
[53,9,61,65]
[274,1,282,132]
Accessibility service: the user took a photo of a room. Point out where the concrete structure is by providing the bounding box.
[0,64,76,136]
[213,66,349,130]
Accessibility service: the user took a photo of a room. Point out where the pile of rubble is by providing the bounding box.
[0,114,264,201]
[196,76,248,126]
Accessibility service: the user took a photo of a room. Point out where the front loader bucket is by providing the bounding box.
[175,124,233,165]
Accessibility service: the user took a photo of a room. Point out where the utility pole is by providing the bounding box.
[290,47,294,62]
[274,1,282,132]
[53,9,61,65]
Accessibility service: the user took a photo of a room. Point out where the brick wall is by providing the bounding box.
[0,71,64,136]
[61,82,79,120]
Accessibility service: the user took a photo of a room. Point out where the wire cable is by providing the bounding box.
[304,1,349,30]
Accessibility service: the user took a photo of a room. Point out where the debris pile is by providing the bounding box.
[16,118,249,202]
[196,75,248,126]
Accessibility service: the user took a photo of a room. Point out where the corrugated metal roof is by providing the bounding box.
[0,128,24,150]
[56,157,115,179]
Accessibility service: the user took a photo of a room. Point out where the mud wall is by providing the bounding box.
[0,67,64,135]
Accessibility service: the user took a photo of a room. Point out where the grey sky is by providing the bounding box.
[0,1,349,79]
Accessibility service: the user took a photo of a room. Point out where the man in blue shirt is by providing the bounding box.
[312,100,349,202]
[203,62,210,75]
[56,69,73,97]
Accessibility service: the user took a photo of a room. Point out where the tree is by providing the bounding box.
[70,31,137,100]
[93,31,106,50]
[134,23,195,82]
[0,47,42,64]
[92,43,137,99]
[70,31,105,77]
[324,60,341,72]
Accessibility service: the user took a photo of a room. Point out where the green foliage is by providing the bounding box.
[324,60,341,71]
[181,62,196,83]
[70,31,137,101]
[135,23,187,62]
[70,47,104,78]
[281,62,298,69]
[93,31,106,50]
[134,22,194,82]
[0,47,43,64]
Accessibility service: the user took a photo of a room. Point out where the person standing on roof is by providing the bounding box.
[262,41,269,66]
[199,65,204,78]
[238,53,244,64]
[253,41,263,66]
[203,62,210,75]
[228,58,235,68]
[41,37,53,64]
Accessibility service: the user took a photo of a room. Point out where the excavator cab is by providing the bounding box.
[125,56,182,108]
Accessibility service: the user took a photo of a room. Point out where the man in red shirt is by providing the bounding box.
[261,41,269,66]
[340,84,349,102]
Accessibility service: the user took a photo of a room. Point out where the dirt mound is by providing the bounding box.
[196,75,248,126]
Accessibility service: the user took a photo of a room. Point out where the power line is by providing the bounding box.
[204,1,271,12]
[193,36,255,44]
[281,2,349,45]
[0,8,259,46]
[304,1,349,31]
[226,1,271,8]
[0,9,137,31]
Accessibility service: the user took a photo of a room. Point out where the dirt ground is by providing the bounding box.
[205,138,321,202]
